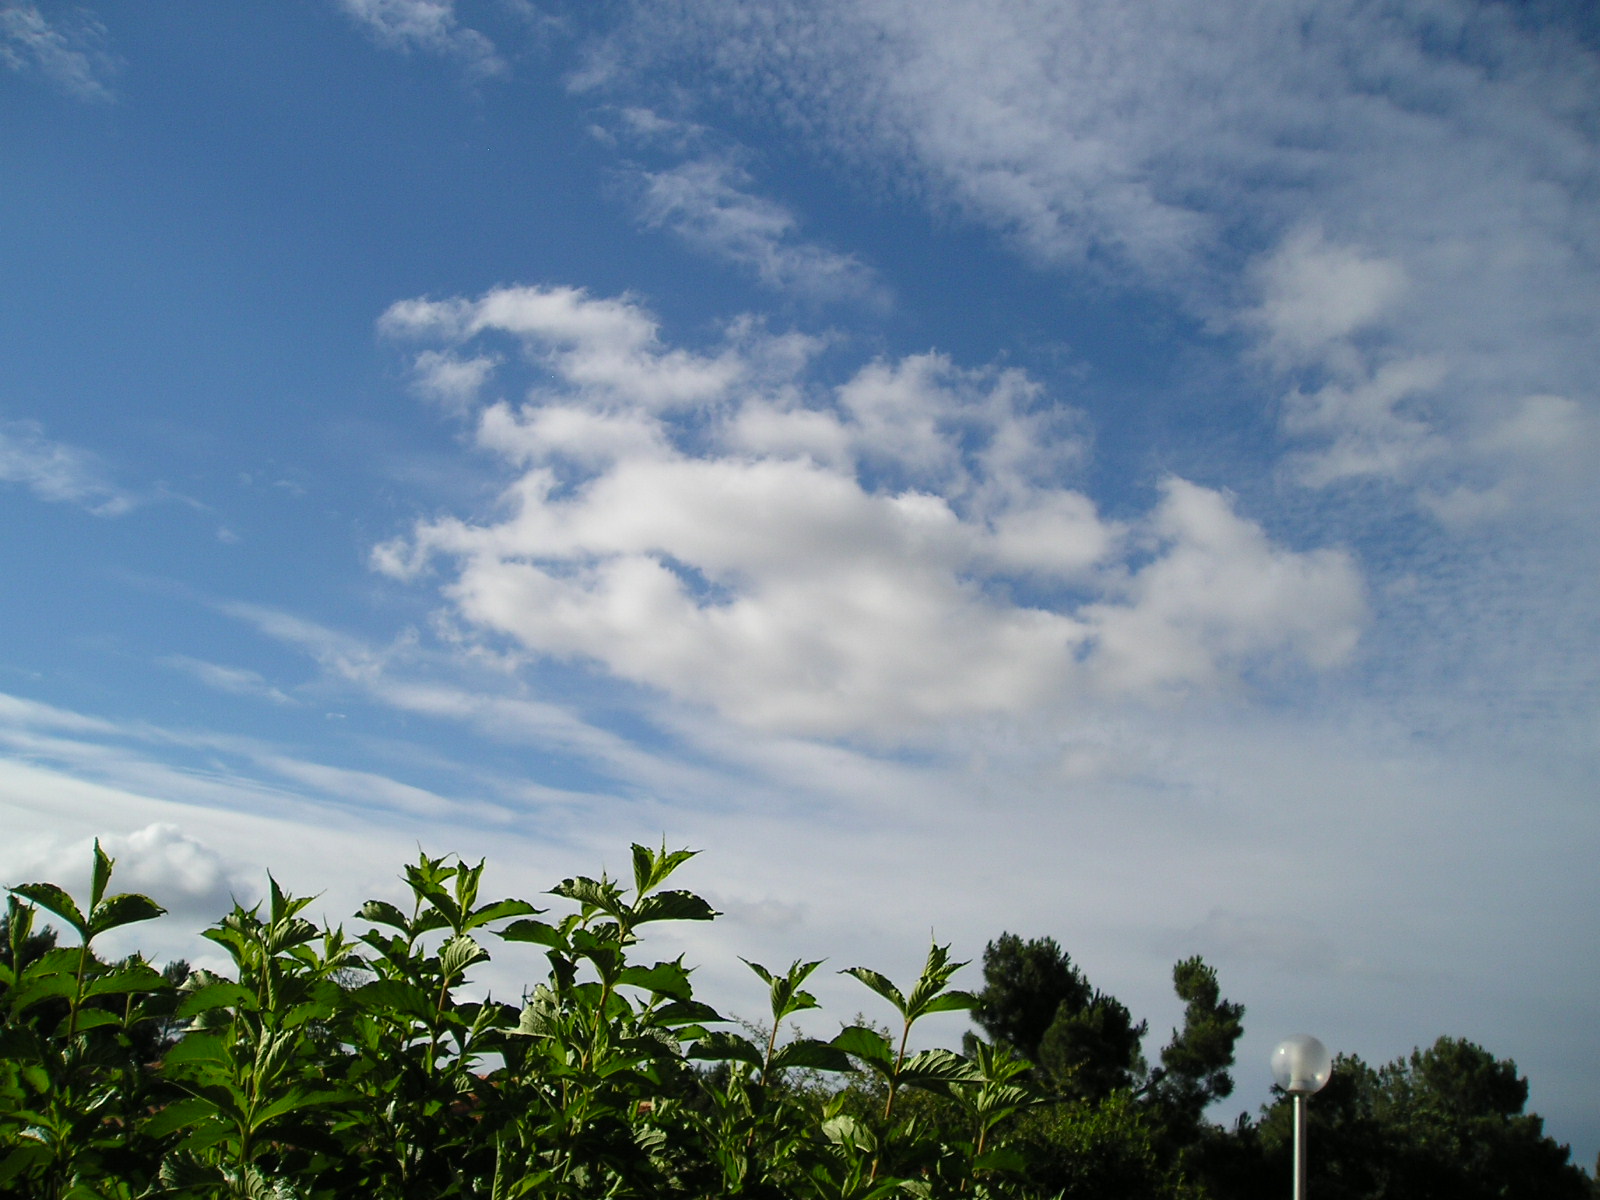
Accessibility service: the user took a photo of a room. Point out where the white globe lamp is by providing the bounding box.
[1271,1035,1333,1200]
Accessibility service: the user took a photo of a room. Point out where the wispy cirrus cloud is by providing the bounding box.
[0,418,136,515]
[0,1,116,101]
[634,156,886,305]
[334,0,505,79]
[597,0,1600,516]
[590,108,887,306]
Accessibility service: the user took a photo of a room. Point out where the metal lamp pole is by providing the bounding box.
[1271,1035,1333,1200]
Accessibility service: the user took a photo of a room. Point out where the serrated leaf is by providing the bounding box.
[87,896,165,940]
[687,1030,763,1068]
[550,875,625,918]
[69,1008,122,1033]
[465,897,542,930]
[8,883,86,937]
[84,961,167,999]
[7,972,76,1015]
[162,1032,230,1068]
[769,1038,856,1074]
[914,990,976,1016]
[90,840,113,910]
[631,889,717,925]
[651,998,724,1027]
[630,842,697,897]
[352,979,436,1022]
[497,917,562,947]
[141,1096,217,1139]
[618,959,693,1001]
[176,979,258,1018]
[973,1145,1029,1174]
[831,1024,895,1068]
[439,933,488,980]
[358,900,410,931]
[897,1048,979,1089]
[842,966,905,1014]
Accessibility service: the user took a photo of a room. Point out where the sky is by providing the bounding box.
[2,0,1597,1167]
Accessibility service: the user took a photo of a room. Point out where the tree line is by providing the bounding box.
[0,841,1591,1198]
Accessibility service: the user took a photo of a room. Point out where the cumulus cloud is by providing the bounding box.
[2,823,255,933]
[0,2,116,100]
[0,418,135,515]
[334,0,504,79]
[375,284,1365,739]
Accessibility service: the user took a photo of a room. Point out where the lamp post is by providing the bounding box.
[1271,1034,1332,1200]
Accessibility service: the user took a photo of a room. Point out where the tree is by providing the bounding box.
[1150,957,1244,1117]
[1257,1037,1592,1200]
[970,933,1147,1100]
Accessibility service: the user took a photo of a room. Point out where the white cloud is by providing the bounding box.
[375,285,1365,739]
[381,285,745,410]
[0,418,135,515]
[1082,479,1365,694]
[409,349,499,414]
[160,657,296,706]
[635,156,885,304]
[0,2,115,100]
[1245,228,1408,374]
[334,0,505,79]
[601,0,1600,515]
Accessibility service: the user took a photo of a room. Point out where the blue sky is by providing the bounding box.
[3,0,1597,1165]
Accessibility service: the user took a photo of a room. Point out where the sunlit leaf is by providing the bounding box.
[831,1024,895,1068]
[497,918,562,947]
[358,900,410,931]
[841,966,905,1015]
[618,959,693,1001]
[8,883,86,937]
[90,839,113,911]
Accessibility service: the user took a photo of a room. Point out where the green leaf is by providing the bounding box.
[357,900,411,931]
[652,998,724,1027]
[465,897,542,930]
[352,979,436,1022]
[162,1032,230,1069]
[618,959,693,1001]
[141,1096,217,1139]
[69,1008,122,1033]
[687,1031,763,1068]
[7,972,77,1015]
[0,1142,52,1186]
[841,966,906,1015]
[90,840,113,910]
[8,883,87,937]
[769,1038,856,1074]
[630,842,698,897]
[439,932,489,981]
[84,961,167,999]
[89,892,167,938]
[914,990,976,1016]
[631,889,718,925]
[832,1025,895,1068]
[973,1145,1029,1174]
[897,1048,980,1089]
[497,918,563,947]
[549,875,626,920]
[176,979,258,1018]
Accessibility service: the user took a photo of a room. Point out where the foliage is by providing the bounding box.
[0,846,1588,1200]
[1254,1039,1593,1200]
